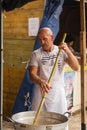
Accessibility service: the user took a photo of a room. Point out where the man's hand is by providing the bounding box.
[59,42,70,54]
[39,79,52,94]
[59,42,79,71]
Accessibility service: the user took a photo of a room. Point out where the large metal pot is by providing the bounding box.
[9,111,70,130]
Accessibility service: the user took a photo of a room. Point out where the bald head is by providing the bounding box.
[37,27,54,52]
[38,27,53,36]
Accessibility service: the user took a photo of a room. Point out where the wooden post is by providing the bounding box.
[80,0,86,130]
[0,9,3,130]
[0,0,4,127]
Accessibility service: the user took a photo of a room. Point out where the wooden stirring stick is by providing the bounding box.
[33,33,67,125]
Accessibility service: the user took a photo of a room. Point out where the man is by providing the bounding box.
[28,27,79,119]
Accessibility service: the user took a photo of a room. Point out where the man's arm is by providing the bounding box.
[29,66,51,94]
[29,66,41,85]
[65,49,79,71]
[59,42,79,71]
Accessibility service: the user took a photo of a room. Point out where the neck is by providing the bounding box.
[47,45,54,52]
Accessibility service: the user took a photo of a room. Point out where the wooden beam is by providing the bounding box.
[80,0,86,130]
[0,10,3,130]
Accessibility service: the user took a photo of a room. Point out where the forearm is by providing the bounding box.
[30,72,41,86]
[59,42,79,71]
[66,49,79,71]
[29,67,52,94]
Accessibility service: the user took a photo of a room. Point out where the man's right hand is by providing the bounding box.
[39,79,52,94]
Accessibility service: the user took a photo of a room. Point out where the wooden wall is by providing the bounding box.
[3,0,45,117]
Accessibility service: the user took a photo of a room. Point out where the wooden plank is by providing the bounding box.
[3,97,16,117]
[80,0,87,129]
[3,39,34,65]
[3,65,26,117]
[3,66,26,91]
[3,1,44,39]
[80,31,87,127]
[3,0,45,117]
[3,10,43,39]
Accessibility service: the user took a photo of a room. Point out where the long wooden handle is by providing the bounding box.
[33,33,67,125]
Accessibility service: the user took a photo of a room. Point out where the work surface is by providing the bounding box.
[2,112,87,130]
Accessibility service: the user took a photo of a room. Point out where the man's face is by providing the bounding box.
[38,31,53,51]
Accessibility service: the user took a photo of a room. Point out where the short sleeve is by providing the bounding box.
[29,51,39,67]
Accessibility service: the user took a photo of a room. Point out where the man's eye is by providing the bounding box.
[43,38,47,41]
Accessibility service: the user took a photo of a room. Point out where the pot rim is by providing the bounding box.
[11,111,69,127]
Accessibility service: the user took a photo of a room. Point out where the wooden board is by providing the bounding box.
[3,0,45,117]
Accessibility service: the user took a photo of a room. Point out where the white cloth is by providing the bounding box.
[29,45,68,115]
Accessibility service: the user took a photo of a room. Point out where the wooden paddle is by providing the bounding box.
[33,33,67,125]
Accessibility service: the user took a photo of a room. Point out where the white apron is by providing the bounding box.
[32,48,67,115]
[31,47,68,130]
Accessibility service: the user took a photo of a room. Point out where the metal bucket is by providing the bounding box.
[9,111,70,130]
